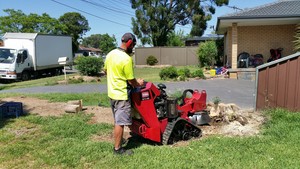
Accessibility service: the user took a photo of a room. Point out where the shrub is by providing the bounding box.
[159,66,178,80]
[177,67,191,78]
[177,76,186,81]
[177,67,191,81]
[197,41,218,67]
[74,56,104,76]
[191,69,205,79]
[146,55,158,66]
[169,90,184,98]
[294,23,300,52]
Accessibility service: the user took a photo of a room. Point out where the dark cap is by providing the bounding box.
[121,33,136,43]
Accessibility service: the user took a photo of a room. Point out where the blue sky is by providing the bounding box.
[0,0,276,46]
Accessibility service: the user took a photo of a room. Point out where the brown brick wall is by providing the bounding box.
[226,24,296,64]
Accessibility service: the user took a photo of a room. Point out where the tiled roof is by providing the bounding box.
[221,0,300,18]
[79,45,101,52]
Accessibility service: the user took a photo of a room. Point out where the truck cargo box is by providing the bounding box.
[3,33,73,71]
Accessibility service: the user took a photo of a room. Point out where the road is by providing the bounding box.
[0,79,256,109]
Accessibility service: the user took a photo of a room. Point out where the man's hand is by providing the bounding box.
[137,78,144,86]
[128,78,144,88]
[100,69,106,75]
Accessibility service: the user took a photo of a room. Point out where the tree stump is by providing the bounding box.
[64,100,83,113]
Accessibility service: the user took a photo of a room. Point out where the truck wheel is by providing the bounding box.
[57,69,63,75]
[50,69,56,76]
[21,71,30,81]
[52,69,62,76]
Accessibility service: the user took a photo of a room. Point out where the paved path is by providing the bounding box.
[0,79,256,109]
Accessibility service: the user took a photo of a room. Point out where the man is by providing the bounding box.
[104,33,144,155]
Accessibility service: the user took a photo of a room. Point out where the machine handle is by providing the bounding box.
[178,89,194,105]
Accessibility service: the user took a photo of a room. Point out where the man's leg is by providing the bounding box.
[111,99,133,155]
[114,124,124,150]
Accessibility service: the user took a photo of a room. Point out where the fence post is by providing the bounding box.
[185,47,188,65]
[159,47,162,65]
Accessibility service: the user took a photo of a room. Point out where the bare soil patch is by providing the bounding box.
[1,96,266,146]
[1,96,113,124]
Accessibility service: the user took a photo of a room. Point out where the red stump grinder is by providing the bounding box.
[129,82,210,145]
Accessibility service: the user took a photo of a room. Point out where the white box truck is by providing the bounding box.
[0,32,73,81]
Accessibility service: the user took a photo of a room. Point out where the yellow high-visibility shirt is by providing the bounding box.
[104,48,134,100]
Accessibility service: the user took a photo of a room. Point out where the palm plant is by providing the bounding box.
[294,24,300,52]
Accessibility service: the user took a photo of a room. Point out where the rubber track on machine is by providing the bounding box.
[162,119,176,145]
[162,117,202,145]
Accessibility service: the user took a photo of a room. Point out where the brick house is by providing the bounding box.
[216,0,300,79]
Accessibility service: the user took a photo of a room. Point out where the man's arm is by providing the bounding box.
[128,78,144,88]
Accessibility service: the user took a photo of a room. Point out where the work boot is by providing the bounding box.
[113,147,133,155]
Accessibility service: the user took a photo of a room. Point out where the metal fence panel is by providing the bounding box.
[186,47,199,65]
[160,48,186,65]
[135,47,198,66]
[277,62,288,107]
[256,52,300,111]
[135,47,161,65]
[256,68,268,109]
[267,65,278,108]
[286,58,299,110]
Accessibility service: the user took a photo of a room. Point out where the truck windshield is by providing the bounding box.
[0,49,17,63]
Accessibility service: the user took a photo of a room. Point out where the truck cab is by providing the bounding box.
[0,48,32,81]
[0,48,18,80]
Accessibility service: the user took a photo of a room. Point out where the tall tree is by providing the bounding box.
[58,12,90,54]
[82,34,117,55]
[0,9,62,34]
[130,0,229,46]
[0,9,25,34]
[0,9,91,54]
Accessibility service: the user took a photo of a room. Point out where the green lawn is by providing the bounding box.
[134,67,163,82]
[0,65,202,91]
[1,107,300,168]
[1,66,299,168]
[0,73,80,91]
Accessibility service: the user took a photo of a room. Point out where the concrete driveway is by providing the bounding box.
[0,79,256,109]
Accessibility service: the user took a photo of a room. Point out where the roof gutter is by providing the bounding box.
[218,15,300,20]
[216,15,300,34]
